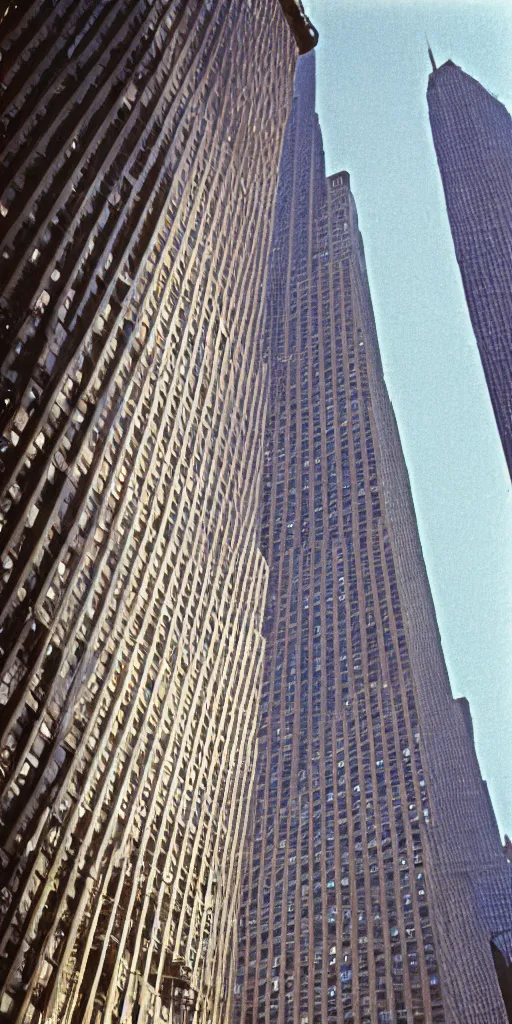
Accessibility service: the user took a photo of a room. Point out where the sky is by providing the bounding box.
[304,0,512,835]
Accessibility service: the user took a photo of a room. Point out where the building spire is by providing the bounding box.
[427,39,437,72]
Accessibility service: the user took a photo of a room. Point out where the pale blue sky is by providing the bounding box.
[304,0,512,834]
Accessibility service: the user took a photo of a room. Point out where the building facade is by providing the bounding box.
[427,58,512,478]
[0,2,315,1022]
[235,53,512,1024]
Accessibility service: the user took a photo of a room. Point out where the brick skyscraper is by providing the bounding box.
[427,57,512,478]
[235,53,512,1024]
[0,3,317,1022]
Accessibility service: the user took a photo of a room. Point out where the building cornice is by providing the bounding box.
[278,0,318,53]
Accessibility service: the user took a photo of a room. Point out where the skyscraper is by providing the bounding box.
[0,3,315,1022]
[235,53,512,1024]
[427,57,512,478]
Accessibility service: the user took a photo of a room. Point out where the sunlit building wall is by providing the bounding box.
[0,2,316,1022]
[235,52,512,1024]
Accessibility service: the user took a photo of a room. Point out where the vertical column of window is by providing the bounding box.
[368,688,391,1018]
[298,784,310,1019]
[322,561,337,1022]
[307,549,321,1020]
[378,526,440,1018]
[336,261,351,539]
[298,539,310,1020]
[299,282,310,545]
[335,546,349,704]
[297,549,310,785]
[322,269,337,541]
[342,707,358,1019]
[284,345,297,552]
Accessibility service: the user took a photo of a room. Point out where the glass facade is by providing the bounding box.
[235,53,512,1024]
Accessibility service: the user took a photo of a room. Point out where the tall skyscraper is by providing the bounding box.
[427,56,512,478]
[0,3,316,1022]
[235,53,512,1024]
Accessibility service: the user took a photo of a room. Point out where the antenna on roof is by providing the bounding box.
[426,38,437,72]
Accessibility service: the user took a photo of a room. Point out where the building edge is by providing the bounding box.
[350,193,512,1021]
[278,0,319,53]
